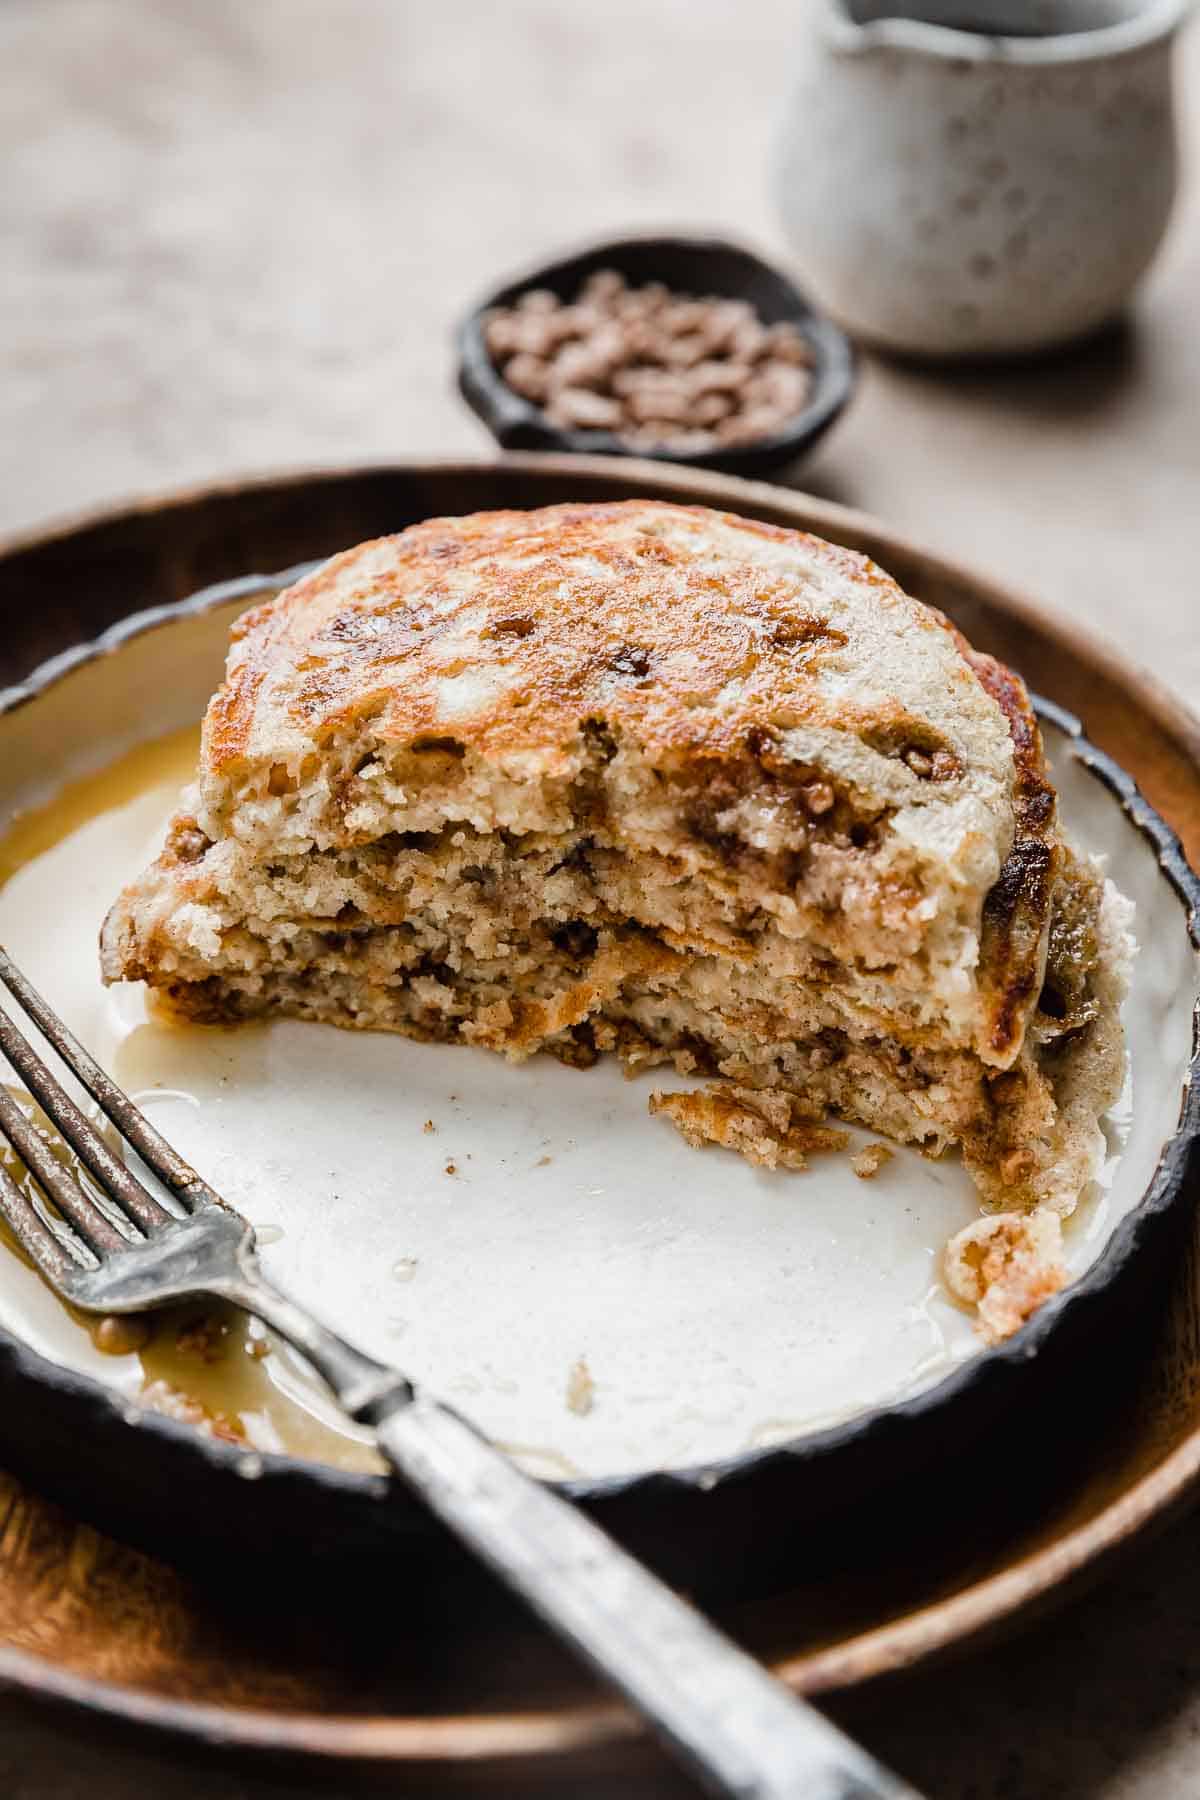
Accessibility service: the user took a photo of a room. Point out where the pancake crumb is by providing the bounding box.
[175,1315,228,1364]
[566,1356,595,1416]
[852,1143,894,1180]
[423,1119,436,1134]
[650,1083,849,1171]
[944,1208,1068,1344]
[140,1377,245,1444]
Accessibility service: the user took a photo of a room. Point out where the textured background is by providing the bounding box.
[2,2,1200,1795]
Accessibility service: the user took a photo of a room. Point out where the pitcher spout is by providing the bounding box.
[815,0,1193,61]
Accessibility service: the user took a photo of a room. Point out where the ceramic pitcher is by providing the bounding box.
[774,1,1191,356]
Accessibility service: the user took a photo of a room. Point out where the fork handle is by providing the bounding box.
[229,1263,918,1796]
[372,1394,920,1800]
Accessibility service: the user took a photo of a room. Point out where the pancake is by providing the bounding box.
[100,501,1133,1338]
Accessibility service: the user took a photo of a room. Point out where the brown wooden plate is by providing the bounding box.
[0,455,1198,1785]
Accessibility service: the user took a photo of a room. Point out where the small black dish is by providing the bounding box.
[456,234,856,478]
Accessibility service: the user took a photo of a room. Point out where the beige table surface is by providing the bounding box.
[2,2,1200,1795]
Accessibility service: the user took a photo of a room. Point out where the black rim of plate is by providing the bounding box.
[0,569,1198,1509]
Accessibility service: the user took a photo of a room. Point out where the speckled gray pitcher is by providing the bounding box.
[774,1,1191,356]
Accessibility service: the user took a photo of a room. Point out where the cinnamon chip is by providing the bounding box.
[484,270,815,455]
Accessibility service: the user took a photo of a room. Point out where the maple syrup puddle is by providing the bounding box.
[0,732,384,1476]
[0,724,200,884]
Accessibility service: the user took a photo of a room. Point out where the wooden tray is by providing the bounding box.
[1,455,1199,1789]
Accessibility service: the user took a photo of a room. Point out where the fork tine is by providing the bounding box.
[0,989,174,1233]
[0,1158,90,1287]
[0,948,217,1214]
[0,1083,130,1256]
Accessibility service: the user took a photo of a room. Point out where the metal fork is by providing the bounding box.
[0,946,920,1800]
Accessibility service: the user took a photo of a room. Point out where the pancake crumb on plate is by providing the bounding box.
[852,1143,894,1180]
[649,1083,850,1170]
[100,500,1135,1339]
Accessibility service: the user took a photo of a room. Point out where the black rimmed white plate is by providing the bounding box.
[0,554,1196,1582]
